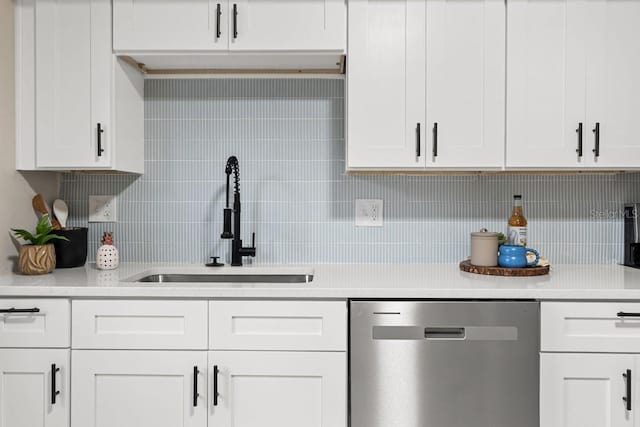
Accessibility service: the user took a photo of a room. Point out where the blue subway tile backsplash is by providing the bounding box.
[60,79,640,264]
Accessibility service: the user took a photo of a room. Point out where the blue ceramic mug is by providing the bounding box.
[498,245,540,268]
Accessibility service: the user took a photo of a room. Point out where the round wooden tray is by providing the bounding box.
[459,260,550,277]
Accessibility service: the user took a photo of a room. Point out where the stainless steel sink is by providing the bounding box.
[136,273,314,284]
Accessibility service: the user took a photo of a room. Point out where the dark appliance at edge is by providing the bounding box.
[624,203,640,268]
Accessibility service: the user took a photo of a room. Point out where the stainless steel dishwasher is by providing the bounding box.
[350,301,539,427]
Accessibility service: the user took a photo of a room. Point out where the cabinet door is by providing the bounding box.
[34,0,111,169]
[113,0,228,51]
[0,349,69,427]
[425,0,504,169]
[506,0,588,169]
[586,0,640,168]
[347,0,425,169]
[540,353,633,427]
[72,350,207,427]
[209,351,346,427]
[229,0,345,51]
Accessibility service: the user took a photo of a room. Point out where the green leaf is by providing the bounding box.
[11,228,36,244]
[35,214,52,236]
[11,214,67,246]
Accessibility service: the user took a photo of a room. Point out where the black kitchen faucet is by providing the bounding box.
[220,156,256,266]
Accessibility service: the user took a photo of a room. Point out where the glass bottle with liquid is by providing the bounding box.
[508,195,527,246]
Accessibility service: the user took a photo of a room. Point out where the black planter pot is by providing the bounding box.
[52,227,88,269]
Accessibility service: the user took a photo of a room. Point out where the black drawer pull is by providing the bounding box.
[592,122,600,157]
[51,364,60,405]
[213,365,219,406]
[416,123,421,158]
[617,312,640,317]
[624,369,632,411]
[216,3,222,39]
[233,4,238,39]
[433,122,438,158]
[576,122,583,157]
[97,123,105,157]
[0,307,40,314]
[193,366,199,407]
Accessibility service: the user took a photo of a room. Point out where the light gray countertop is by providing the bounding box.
[1,263,640,300]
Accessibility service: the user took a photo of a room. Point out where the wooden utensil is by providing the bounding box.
[32,194,61,229]
[53,199,69,228]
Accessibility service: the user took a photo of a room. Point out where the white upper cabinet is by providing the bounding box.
[425,0,505,169]
[347,0,505,170]
[113,0,229,51]
[15,0,144,173]
[347,0,426,169]
[507,0,640,170]
[229,0,346,51]
[113,0,346,52]
[586,0,640,168]
[507,0,588,169]
[33,0,111,169]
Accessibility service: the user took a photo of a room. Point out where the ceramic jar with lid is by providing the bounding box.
[470,229,499,267]
[96,232,119,270]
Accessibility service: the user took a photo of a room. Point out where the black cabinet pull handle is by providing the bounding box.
[592,122,600,158]
[233,4,238,39]
[617,312,640,317]
[416,123,421,158]
[624,369,632,411]
[213,365,219,406]
[216,4,222,39]
[576,122,583,157]
[97,123,105,157]
[0,307,40,314]
[433,122,438,158]
[51,364,60,405]
[193,366,199,407]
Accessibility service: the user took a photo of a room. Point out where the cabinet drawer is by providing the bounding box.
[542,302,640,352]
[0,299,69,348]
[72,300,207,350]
[210,301,346,351]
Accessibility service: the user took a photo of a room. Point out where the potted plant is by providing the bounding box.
[12,214,68,275]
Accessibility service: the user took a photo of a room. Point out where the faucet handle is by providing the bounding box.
[221,208,233,239]
[251,232,256,248]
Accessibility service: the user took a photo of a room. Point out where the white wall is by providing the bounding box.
[0,0,58,273]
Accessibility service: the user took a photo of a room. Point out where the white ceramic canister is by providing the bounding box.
[96,232,120,270]
[470,230,499,267]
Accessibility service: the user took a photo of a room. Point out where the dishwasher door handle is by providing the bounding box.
[425,327,466,339]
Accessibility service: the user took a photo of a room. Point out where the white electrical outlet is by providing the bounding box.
[89,195,117,223]
[355,199,384,227]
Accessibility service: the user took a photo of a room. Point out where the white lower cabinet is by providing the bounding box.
[71,350,207,427]
[540,302,640,427]
[209,351,346,427]
[541,353,633,427]
[0,349,69,427]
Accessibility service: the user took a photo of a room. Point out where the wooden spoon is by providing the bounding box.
[32,194,61,229]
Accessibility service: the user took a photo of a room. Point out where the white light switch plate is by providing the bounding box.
[355,199,383,227]
[89,195,117,223]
